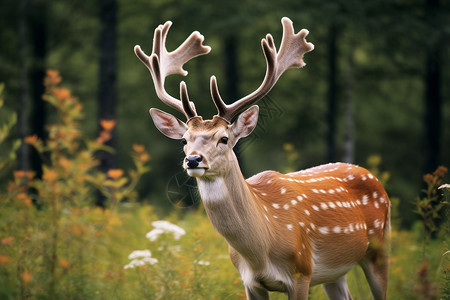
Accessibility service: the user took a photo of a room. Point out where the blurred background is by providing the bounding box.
[1,0,449,228]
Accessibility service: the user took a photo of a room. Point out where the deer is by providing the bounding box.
[134,17,390,300]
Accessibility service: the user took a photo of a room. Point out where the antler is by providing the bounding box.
[211,17,314,123]
[134,21,211,120]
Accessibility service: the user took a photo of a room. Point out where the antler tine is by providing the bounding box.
[134,21,211,120]
[211,17,314,123]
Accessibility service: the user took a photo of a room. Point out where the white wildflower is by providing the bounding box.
[124,250,158,269]
[197,260,210,266]
[128,249,152,260]
[146,220,186,242]
[438,184,450,190]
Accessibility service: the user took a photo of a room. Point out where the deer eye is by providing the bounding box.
[181,138,187,145]
[219,137,229,144]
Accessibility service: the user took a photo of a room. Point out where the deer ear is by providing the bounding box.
[149,108,187,139]
[231,105,259,141]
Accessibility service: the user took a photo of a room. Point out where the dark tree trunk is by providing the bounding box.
[29,0,47,179]
[97,0,117,206]
[344,48,354,164]
[224,36,243,159]
[423,0,442,174]
[17,0,29,172]
[326,23,338,163]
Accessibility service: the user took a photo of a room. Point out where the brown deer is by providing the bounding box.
[134,17,390,300]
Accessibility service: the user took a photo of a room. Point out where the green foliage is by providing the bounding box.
[0,73,151,299]
[414,166,449,256]
[0,83,20,172]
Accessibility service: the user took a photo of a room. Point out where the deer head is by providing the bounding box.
[135,18,314,178]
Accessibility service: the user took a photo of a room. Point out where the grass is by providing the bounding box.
[2,202,448,299]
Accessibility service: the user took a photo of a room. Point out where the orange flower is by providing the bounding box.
[139,153,151,163]
[17,193,32,207]
[43,169,58,182]
[24,135,38,144]
[58,157,72,169]
[1,237,14,245]
[59,259,70,269]
[21,271,32,283]
[100,119,116,131]
[0,256,11,265]
[13,170,34,180]
[434,166,448,178]
[132,144,145,153]
[45,70,62,86]
[107,169,123,180]
[53,88,71,101]
[96,130,111,144]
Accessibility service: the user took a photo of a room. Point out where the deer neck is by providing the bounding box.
[196,153,271,265]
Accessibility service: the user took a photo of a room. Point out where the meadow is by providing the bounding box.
[0,72,448,299]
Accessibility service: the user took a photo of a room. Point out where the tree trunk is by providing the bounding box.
[326,23,338,163]
[423,0,442,174]
[97,0,117,206]
[29,0,48,179]
[17,0,29,173]
[344,47,354,164]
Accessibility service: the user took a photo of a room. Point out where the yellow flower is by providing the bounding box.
[107,169,123,180]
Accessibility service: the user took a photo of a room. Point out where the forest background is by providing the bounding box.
[2,0,449,225]
[0,0,449,298]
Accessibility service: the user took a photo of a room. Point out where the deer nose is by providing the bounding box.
[186,155,202,168]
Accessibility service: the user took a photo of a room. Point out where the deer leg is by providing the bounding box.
[322,275,353,300]
[359,250,389,300]
[288,275,310,300]
[245,286,269,300]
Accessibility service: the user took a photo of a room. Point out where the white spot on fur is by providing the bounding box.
[318,227,329,234]
[291,199,298,205]
[328,202,336,209]
[373,192,378,198]
[333,226,341,233]
[321,203,328,210]
[304,209,311,216]
[362,195,369,205]
[374,201,380,208]
[299,222,305,227]
[283,204,290,210]
[328,189,335,194]
[272,203,280,209]
[281,188,286,194]
[312,205,319,211]
[297,195,303,201]
[287,224,293,230]
[312,189,319,193]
